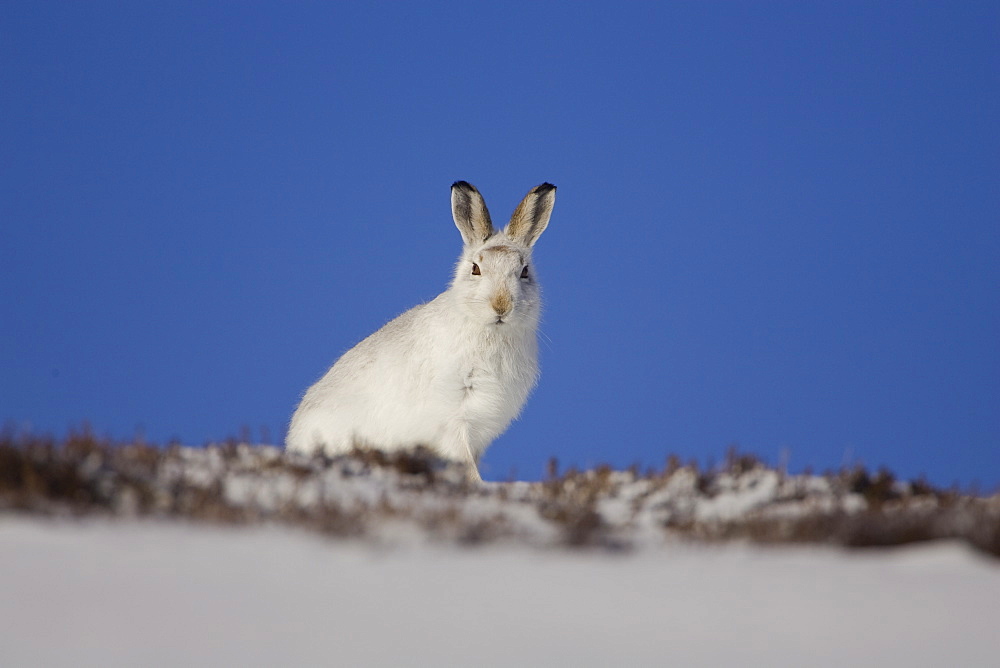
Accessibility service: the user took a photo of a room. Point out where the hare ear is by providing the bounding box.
[506,183,555,247]
[451,181,494,246]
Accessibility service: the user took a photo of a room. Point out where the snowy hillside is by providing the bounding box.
[2,435,998,555]
[1,435,998,666]
[2,520,998,667]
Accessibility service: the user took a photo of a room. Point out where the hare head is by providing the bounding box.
[449,181,556,328]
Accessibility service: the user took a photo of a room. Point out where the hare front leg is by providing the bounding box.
[441,420,484,483]
[465,462,484,483]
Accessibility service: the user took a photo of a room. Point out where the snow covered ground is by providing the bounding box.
[1,518,998,667]
[2,441,998,666]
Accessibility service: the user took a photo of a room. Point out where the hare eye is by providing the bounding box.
[520,266,529,279]
[471,263,481,276]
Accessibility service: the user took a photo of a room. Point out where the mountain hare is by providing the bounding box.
[286,181,556,481]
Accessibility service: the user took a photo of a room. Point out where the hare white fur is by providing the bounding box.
[286,181,555,480]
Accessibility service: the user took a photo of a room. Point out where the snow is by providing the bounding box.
[3,442,999,665]
[1,518,997,667]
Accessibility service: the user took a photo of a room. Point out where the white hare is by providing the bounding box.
[286,181,556,480]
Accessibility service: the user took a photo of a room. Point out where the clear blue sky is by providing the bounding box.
[2,2,997,487]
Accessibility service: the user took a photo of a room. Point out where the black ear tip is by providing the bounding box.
[452,180,476,192]
[534,182,556,194]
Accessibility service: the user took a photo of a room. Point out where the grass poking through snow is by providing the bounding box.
[1,431,998,557]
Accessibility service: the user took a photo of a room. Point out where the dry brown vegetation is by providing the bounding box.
[1,430,998,557]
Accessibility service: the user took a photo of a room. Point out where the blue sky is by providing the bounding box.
[2,2,997,487]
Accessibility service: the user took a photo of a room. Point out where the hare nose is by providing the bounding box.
[491,290,513,317]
